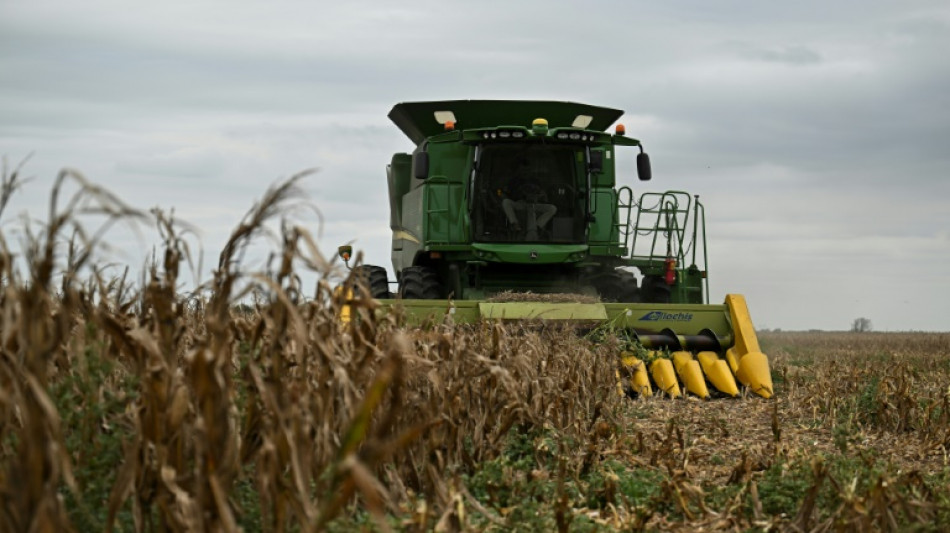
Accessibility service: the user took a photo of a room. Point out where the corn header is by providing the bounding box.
[341,100,772,399]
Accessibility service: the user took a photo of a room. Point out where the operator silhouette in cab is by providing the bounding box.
[501,158,557,240]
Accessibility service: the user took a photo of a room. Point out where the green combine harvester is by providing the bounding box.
[340,100,772,399]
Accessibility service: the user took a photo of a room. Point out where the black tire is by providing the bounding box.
[593,269,639,303]
[353,265,392,299]
[398,266,443,299]
[640,275,672,304]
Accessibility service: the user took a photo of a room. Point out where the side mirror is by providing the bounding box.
[637,152,652,181]
[589,150,603,173]
[412,152,429,180]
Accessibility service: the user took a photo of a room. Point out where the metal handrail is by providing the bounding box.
[693,196,709,304]
[616,186,635,249]
[629,190,694,267]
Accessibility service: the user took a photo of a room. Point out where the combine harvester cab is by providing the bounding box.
[343,100,772,399]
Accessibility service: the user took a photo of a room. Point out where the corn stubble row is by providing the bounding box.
[0,169,948,531]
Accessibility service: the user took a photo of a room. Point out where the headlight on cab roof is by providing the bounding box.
[481,129,525,140]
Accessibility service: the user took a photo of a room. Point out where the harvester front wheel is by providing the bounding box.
[399,266,443,299]
[353,265,392,299]
[593,270,639,303]
[641,275,671,304]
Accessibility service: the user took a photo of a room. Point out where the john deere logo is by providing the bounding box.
[639,311,694,322]
[529,250,539,260]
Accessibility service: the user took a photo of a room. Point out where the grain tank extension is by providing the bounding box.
[346,100,772,399]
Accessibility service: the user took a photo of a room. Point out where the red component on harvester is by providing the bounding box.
[664,258,676,285]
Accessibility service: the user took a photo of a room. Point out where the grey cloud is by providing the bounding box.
[755,46,822,65]
[721,41,823,65]
[115,148,228,178]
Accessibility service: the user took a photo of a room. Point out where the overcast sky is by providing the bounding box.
[2,0,948,331]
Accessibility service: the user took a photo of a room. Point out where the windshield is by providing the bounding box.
[471,143,586,244]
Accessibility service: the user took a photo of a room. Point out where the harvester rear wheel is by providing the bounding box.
[353,265,392,298]
[398,266,443,299]
[593,270,639,303]
[641,275,672,303]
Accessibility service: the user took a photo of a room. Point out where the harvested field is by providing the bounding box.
[1,170,948,531]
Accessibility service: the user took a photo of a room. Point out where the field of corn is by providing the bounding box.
[1,166,949,532]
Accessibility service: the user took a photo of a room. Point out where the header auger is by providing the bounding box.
[341,100,772,399]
